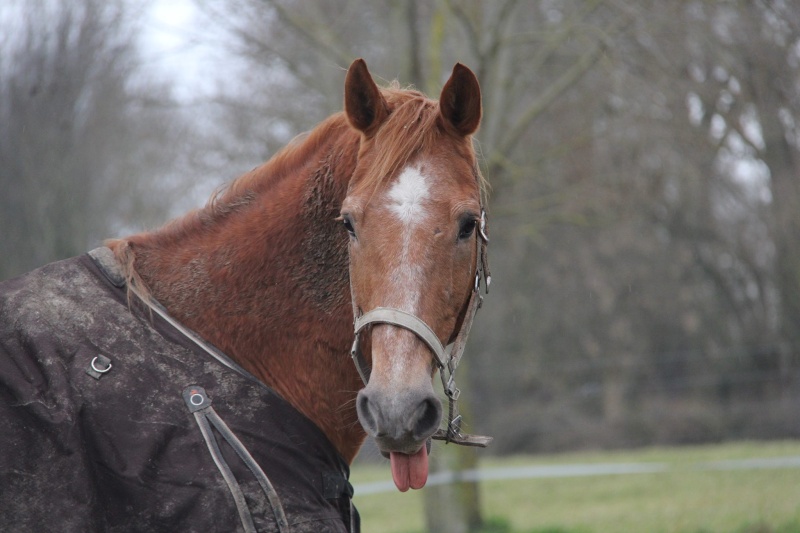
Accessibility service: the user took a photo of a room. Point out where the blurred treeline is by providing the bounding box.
[2,0,799,454]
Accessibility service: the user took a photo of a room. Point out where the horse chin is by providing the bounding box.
[375,435,432,458]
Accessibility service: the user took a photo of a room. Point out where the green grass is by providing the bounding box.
[350,441,800,533]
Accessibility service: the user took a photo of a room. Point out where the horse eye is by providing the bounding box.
[458,218,477,240]
[341,215,356,237]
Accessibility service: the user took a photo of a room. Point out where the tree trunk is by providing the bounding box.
[424,363,484,533]
[423,444,483,533]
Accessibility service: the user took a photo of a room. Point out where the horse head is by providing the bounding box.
[340,59,485,491]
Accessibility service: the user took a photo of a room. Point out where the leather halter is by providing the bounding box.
[349,210,493,448]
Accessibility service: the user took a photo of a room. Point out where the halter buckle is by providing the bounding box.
[445,375,461,401]
[479,210,489,243]
[448,414,463,436]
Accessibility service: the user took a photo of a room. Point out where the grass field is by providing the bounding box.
[350,441,800,533]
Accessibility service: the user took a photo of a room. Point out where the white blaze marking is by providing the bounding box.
[379,165,434,383]
[385,165,431,308]
[387,166,430,223]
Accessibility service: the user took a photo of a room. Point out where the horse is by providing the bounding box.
[0,59,490,533]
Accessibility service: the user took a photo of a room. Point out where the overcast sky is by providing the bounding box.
[140,1,231,101]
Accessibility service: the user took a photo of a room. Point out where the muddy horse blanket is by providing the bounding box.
[0,248,358,533]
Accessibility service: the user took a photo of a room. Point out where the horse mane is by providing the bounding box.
[203,113,353,224]
[106,113,355,295]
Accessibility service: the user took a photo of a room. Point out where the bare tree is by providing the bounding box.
[0,0,183,280]
[471,0,800,451]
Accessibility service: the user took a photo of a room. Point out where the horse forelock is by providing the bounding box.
[350,86,484,198]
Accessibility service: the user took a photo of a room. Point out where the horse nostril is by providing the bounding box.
[356,390,378,436]
[412,396,442,440]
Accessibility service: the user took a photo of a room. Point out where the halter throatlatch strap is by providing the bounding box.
[349,209,493,448]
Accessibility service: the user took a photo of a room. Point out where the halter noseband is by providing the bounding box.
[349,210,493,448]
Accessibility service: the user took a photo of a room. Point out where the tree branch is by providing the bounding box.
[264,0,353,66]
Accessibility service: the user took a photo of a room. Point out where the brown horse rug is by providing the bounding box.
[0,248,358,533]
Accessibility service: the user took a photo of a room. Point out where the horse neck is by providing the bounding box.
[119,120,366,462]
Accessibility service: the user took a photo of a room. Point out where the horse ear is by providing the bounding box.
[439,63,482,136]
[344,59,389,137]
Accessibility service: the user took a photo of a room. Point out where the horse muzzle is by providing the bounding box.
[355,383,442,454]
[356,382,441,492]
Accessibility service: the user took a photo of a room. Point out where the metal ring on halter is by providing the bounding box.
[90,356,112,374]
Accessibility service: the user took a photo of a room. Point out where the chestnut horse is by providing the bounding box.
[108,59,490,493]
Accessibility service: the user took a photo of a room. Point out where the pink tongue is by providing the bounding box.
[390,446,429,492]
